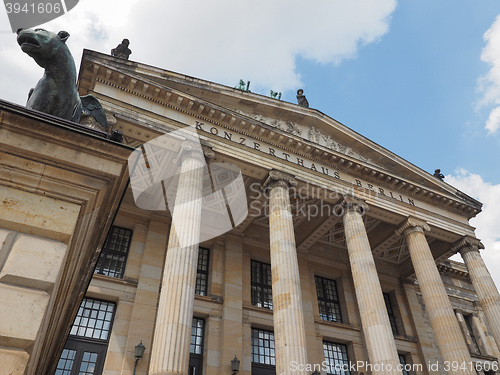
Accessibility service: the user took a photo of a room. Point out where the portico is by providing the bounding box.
[33,49,500,375]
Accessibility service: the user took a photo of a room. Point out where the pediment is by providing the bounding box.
[233,111,375,166]
[77,50,482,219]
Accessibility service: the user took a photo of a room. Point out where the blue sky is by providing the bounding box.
[0,0,499,283]
[284,1,500,184]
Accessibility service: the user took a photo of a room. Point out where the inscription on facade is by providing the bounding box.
[194,121,416,207]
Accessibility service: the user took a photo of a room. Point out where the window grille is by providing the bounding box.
[95,226,132,278]
[189,318,205,375]
[55,298,115,375]
[323,341,350,375]
[315,276,342,323]
[251,260,273,309]
[195,247,209,296]
[251,328,275,366]
[70,298,115,340]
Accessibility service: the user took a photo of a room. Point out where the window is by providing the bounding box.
[383,292,399,335]
[399,354,410,375]
[464,314,480,354]
[252,328,275,375]
[94,226,132,278]
[315,276,342,323]
[55,298,116,375]
[189,318,205,375]
[323,341,350,375]
[251,260,273,309]
[195,247,209,296]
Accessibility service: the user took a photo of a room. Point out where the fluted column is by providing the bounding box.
[396,217,474,375]
[262,170,308,375]
[342,195,402,375]
[453,236,500,350]
[149,142,214,375]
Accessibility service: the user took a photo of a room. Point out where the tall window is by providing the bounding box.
[323,341,350,375]
[55,298,116,375]
[383,292,399,335]
[464,314,480,354]
[94,226,132,278]
[251,260,273,309]
[189,318,205,375]
[195,247,209,296]
[315,276,342,323]
[252,328,275,375]
[399,354,410,375]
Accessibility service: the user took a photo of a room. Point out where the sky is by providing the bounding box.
[0,1,499,286]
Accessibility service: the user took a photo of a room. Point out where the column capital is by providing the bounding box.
[341,194,368,214]
[261,169,298,190]
[451,236,484,256]
[174,141,214,164]
[395,216,430,237]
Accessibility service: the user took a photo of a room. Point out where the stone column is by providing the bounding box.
[341,195,402,375]
[262,170,308,375]
[149,142,213,375]
[396,217,474,375]
[453,236,500,350]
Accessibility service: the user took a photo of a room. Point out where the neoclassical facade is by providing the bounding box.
[1,49,499,375]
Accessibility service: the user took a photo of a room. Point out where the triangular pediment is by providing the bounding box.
[77,50,482,219]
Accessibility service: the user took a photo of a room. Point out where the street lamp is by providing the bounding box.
[231,355,240,375]
[133,341,146,375]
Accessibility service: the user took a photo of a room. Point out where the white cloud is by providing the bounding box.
[0,0,397,106]
[486,105,500,134]
[447,169,500,288]
[478,14,500,134]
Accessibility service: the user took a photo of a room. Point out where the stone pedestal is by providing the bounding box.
[262,170,308,375]
[397,217,474,375]
[342,196,402,375]
[149,143,212,375]
[453,236,500,350]
[0,101,132,375]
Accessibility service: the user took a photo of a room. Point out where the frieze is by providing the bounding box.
[237,111,374,165]
[194,120,417,207]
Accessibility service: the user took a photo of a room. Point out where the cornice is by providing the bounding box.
[78,55,481,220]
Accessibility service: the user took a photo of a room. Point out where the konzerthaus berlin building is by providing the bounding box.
[1,49,500,375]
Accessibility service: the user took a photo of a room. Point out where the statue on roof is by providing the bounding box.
[16,28,111,133]
[433,169,445,180]
[111,39,132,60]
[296,89,309,108]
[236,80,251,92]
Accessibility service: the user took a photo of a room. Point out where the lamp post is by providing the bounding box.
[133,341,146,375]
[231,355,240,375]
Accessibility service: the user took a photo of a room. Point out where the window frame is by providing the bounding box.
[251,328,276,369]
[322,340,351,375]
[189,317,205,375]
[464,314,481,354]
[195,247,210,296]
[251,260,273,310]
[94,226,133,278]
[315,276,343,323]
[383,292,399,336]
[55,297,116,375]
[398,353,410,375]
